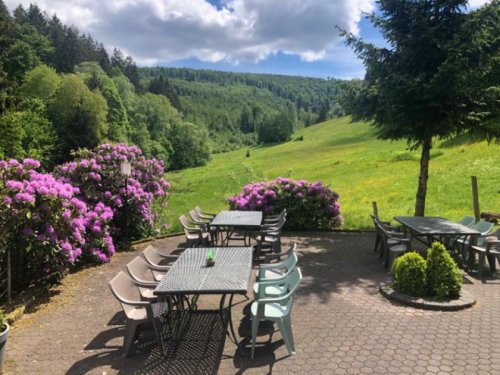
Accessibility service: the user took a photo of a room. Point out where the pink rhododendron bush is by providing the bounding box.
[0,144,170,295]
[0,159,115,290]
[57,144,170,242]
[228,177,342,230]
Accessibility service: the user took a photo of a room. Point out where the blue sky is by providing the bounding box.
[6,0,490,79]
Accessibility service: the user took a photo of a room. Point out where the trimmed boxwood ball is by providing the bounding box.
[391,251,427,297]
[426,242,462,299]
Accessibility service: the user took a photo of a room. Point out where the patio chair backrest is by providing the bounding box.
[109,271,142,318]
[264,214,286,232]
[280,252,298,273]
[458,216,475,227]
[126,256,158,283]
[189,209,204,222]
[283,267,303,310]
[179,215,202,237]
[179,214,191,229]
[371,215,387,238]
[265,209,287,221]
[471,220,495,235]
[470,220,495,246]
[195,206,215,217]
[143,245,166,266]
[259,248,298,279]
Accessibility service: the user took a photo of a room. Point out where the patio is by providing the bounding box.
[5,232,500,374]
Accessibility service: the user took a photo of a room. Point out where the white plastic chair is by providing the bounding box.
[253,252,298,297]
[251,267,302,358]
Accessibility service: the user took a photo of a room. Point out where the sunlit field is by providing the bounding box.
[162,117,500,232]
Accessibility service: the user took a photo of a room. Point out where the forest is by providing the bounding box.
[0,1,354,169]
[140,67,350,152]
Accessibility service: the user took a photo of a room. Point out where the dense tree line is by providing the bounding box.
[0,1,210,170]
[0,0,356,168]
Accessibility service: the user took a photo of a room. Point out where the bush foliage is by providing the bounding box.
[391,242,462,299]
[391,252,427,297]
[228,177,342,230]
[0,158,115,290]
[426,241,462,299]
[57,143,170,242]
[0,144,171,297]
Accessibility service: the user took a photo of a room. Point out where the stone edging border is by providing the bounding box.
[379,282,476,311]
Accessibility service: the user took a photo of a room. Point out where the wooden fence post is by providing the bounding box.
[471,176,480,222]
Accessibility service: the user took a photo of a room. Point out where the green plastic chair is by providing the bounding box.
[441,216,476,248]
[251,267,302,358]
[253,252,298,297]
[455,220,495,263]
[255,243,297,278]
[458,216,475,227]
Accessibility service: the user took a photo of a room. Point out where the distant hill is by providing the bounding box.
[161,116,500,232]
[140,67,348,152]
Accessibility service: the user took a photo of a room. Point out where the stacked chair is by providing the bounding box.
[109,244,182,356]
[371,215,411,268]
[179,214,211,247]
[189,209,219,244]
[251,243,302,358]
[178,206,218,247]
[254,210,287,258]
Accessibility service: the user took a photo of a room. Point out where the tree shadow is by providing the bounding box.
[232,308,292,374]
[66,310,227,375]
[281,232,385,304]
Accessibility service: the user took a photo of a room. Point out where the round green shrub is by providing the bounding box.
[391,252,427,297]
[426,242,462,299]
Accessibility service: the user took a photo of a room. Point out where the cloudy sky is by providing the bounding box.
[5,0,491,78]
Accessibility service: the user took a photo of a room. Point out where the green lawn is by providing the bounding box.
[161,117,500,232]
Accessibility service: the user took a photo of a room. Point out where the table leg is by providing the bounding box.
[219,293,239,345]
[486,253,497,273]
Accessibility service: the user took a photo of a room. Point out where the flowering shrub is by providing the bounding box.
[228,177,342,230]
[57,144,170,242]
[0,158,115,290]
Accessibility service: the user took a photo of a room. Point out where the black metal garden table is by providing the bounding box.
[394,216,480,248]
[210,210,263,245]
[154,246,253,350]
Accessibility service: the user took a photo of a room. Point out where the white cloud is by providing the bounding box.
[5,0,376,65]
[467,0,492,8]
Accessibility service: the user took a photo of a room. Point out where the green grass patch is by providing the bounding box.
[160,117,500,232]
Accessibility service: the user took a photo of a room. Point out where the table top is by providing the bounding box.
[394,216,480,236]
[210,210,263,228]
[154,247,253,295]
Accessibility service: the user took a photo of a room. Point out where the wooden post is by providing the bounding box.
[372,201,379,217]
[471,176,480,222]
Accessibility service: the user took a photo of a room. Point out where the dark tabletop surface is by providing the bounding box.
[210,210,263,228]
[394,216,480,236]
[154,247,253,295]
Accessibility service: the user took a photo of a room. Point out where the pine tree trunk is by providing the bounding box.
[414,136,432,216]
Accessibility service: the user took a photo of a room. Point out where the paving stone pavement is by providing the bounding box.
[5,232,500,374]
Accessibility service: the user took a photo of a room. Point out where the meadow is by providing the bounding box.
[162,117,500,232]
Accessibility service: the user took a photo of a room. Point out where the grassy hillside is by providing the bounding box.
[162,117,500,232]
